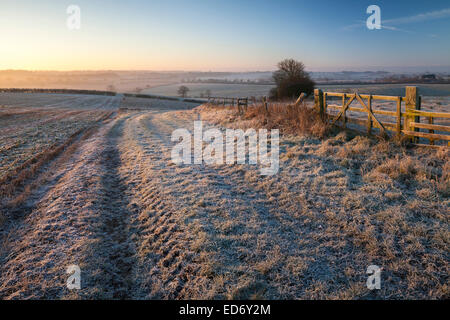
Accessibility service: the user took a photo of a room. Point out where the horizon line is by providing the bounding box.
[1,66,450,73]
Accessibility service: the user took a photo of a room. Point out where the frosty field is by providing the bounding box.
[142,83,274,98]
[0,92,448,300]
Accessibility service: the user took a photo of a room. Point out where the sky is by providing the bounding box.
[1,0,450,71]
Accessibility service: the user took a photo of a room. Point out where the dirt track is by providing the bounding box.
[0,96,448,299]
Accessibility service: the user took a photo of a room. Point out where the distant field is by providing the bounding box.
[142,83,274,98]
[143,82,450,100]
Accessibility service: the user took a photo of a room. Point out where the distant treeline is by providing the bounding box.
[376,74,450,84]
[185,79,275,85]
[0,88,117,96]
[315,80,450,86]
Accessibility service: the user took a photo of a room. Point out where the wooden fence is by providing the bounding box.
[314,86,450,147]
[208,97,249,114]
[207,93,307,114]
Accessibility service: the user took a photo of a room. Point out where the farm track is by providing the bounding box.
[73,117,139,299]
[113,111,363,299]
[0,108,281,299]
[117,112,202,299]
[0,106,203,299]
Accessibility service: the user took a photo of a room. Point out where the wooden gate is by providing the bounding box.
[314,86,450,147]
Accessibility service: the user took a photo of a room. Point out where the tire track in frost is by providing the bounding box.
[74,116,140,299]
[133,111,343,299]
[118,113,211,299]
[119,112,288,299]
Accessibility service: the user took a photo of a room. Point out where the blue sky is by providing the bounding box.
[1,0,449,71]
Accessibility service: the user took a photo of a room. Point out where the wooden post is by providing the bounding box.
[314,89,324,117]
[405,86,420,142]
[428,116,435,145]
[396,96,402,137]
[342,93,347,128]
[367,94,373,135]
[418,96,422,125]
[294,92,306,107]
[262,96,269,115]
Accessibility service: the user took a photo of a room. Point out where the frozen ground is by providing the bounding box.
[0,93,448,299]
[0,93,121,180]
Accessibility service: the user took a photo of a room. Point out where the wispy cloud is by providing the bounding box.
[342,8,450,37]
[341,21,414,33]
[384,8,450,25]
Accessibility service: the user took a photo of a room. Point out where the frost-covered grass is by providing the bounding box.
[193,103,449,299]
[0,94,119,180]
[0,95,448,300]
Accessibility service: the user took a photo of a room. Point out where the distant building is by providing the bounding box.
[421,74,437,81]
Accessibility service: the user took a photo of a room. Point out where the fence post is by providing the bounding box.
[396,96,402,137]
[294,92,305,108]
[428,116,435,145]
[314,89,324,118]
[342,93,347,128]
[262,96,269,115]
[405,86,420,142]
[367,95,373,135]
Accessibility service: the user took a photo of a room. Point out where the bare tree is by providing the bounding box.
[177,85,190,98]
[271,59,315,100]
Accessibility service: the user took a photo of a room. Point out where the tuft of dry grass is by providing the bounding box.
[374,156,426,185]
[199,102,330,138]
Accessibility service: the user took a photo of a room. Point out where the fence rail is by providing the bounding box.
[208,96,249,114]
[315,86,450,147]
[207,93,306,114]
